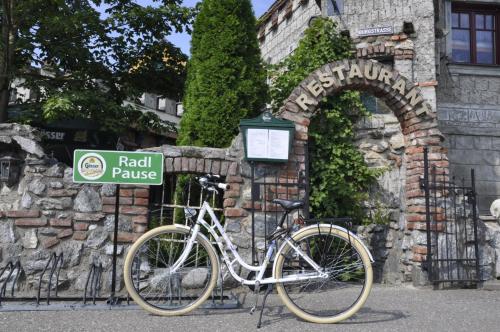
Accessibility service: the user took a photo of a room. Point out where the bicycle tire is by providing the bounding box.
[124,224,219,316]
[274,225,373,323]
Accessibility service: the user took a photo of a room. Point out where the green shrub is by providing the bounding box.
[178,0,268,148]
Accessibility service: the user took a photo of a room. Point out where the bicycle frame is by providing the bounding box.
[170,201,327,286]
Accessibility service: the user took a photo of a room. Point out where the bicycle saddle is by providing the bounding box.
[272,199,304,211]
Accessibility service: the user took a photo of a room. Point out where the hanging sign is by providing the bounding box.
[73,150,164,185]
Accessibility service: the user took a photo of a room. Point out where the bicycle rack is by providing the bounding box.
[83,263,102,305]
[202,268,239,309]
[36,253,64,305]
[0,260,22,306]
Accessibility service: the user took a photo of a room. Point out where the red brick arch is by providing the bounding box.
[276,59,448,245]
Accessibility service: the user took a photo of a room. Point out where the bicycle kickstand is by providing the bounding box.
[257,284,273,329]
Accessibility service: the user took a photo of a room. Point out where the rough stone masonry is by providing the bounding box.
[0,123,149,296]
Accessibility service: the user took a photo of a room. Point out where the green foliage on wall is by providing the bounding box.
[178,0,268,148]
[269,18,381,222]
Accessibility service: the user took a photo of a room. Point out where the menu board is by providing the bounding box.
[246,128,290,161]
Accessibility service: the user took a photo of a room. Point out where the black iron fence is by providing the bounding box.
[249,160,308,264]
[422,148,480,286]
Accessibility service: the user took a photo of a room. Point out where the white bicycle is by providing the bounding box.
[124,174,374,325]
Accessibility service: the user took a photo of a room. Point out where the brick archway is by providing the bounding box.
[276,59,448,264]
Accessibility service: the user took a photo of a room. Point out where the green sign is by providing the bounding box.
[73,150,164,185]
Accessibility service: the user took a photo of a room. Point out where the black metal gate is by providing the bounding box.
[421,148,480,286]
[249,159,309,264]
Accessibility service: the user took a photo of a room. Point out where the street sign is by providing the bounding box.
[73,150,164,185]
[357,26,394,37]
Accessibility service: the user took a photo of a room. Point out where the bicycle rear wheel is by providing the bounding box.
[274,225,373,323]
[124,225,219,316]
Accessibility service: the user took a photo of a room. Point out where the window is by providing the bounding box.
[451,3,500,65]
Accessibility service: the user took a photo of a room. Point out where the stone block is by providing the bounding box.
[46,163,66,177]
[5,210,40,218]
[133,224,147,233]
[105,244,123,256]
[102,205,115,213]
[73,212,105,222]
[225,219,241,233]
[74,187,102,212]
[120,206,148,215]
[47,189,78,197]
[111,232,137,243]
[134,198,148,206]
[134,189,149,198]
[74,222,89,231]
[101,184,117,197]
[41,236,60,249]
[223,198,236,208]
[73,231,87,241]
[15,218,47,227]
[165,158,174,173]
[119,189,134,197]
[86,229,108,249]
[224,208,248,218]
[22,229,38,249]
[132,215,148,224]
[28,178,47,195]
[57,228,74,239]
[49,218,73,227]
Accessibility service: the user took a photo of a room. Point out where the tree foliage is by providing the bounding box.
[269,18,381,221]
[178,0,267,148]
[0,0,194,132]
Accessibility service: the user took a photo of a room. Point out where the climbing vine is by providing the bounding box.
[269,18,382,222]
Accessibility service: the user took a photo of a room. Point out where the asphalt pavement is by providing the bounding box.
[1,285,500,332]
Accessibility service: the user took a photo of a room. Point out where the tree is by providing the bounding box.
[269,18,381,221]
[178,0,267,148]
[0,0,194,132]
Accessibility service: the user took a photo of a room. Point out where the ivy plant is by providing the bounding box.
[269,18,382,222]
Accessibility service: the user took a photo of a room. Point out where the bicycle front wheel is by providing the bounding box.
[124,225,219,316]
[274,225,373,323]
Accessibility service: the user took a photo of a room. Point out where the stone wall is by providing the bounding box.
[437,69,500,214]
[0,124,148,295]
[258,0,321,65]
[434,0,500,214]
[258,0,437,82]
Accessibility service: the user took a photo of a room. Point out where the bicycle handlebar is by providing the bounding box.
[197,174,230,191]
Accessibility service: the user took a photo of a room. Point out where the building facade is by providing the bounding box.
[258,0,500,283]
[259,0,500,215]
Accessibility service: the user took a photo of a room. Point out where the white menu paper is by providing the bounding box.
[247,129,268,159]
[268,129,289,160]
[246,128,290,160]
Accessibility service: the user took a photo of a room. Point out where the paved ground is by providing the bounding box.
[1,285,500,332]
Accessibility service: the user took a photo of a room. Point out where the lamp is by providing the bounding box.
[0,156,22,187]
[403,21,415,35]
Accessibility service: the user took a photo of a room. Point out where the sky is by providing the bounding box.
[164,0,275,56]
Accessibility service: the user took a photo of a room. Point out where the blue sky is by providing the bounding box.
[165,0,275,55]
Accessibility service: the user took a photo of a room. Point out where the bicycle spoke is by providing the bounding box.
[128,229,215,311]
[278,230,370,319]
